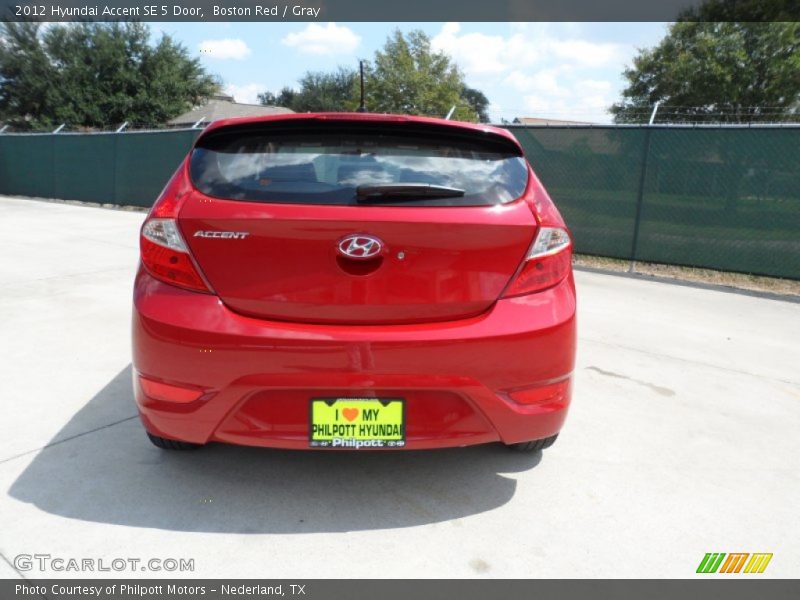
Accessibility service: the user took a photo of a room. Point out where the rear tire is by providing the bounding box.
[146,432,202,450]
[507,434,558,453]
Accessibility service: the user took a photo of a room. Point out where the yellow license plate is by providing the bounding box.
[310,398,405,448]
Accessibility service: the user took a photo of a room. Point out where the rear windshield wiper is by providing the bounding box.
[356,183,465,203]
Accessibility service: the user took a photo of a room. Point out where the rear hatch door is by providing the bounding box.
[179,118,536,325]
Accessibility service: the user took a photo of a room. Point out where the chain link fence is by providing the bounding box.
[512,125,800,280]
[1,124,798,280]
[0,128,201,206]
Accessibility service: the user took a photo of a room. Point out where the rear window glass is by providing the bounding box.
[190,124,528,206]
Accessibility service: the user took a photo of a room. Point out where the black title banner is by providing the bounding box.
[2,0,800,22]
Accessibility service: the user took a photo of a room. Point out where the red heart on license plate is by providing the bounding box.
[342,408,359,422]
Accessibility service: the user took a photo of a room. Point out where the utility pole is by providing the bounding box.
[357,60,367,113]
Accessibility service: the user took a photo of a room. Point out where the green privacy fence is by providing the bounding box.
[512,125,800,280]
[0,129,200,207]
[1,125,798,280]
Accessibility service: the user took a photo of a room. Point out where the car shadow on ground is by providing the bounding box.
[9,365,543,534]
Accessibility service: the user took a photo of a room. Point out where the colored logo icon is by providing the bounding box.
[697,553,773,574]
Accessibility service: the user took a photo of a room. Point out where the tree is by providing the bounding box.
[258,87,298,108]
[0,22,218,129]
[611,21,800,123]
[611,11,800,210]
[262,30,487,121]
[365,30,478,121]
[258,91,277,106]
[461,86,491,123]
[259,67,357,112]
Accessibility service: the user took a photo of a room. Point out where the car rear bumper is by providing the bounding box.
[132,268,577,450]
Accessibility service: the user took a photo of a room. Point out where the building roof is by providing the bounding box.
[512,117,595,126]
[168,95,293,127]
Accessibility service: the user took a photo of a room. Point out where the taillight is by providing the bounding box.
[502,227,572,297]
[139,161,211,293]
[140,219,211,293]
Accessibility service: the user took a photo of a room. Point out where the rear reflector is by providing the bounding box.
[139,376,203,404]
[509,378,571,406]
[502,227,572,297]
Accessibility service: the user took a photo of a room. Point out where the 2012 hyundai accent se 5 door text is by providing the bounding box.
[132,113,576,452]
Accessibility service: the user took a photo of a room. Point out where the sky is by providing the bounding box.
[152,22,670,124]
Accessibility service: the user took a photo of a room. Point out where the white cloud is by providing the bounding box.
[548,39,622,67]
[432,22,538,75]
[224,83,265,105]
[199,39,251,60]
[504,69,570,96]
[522,81,616,123]
[522,95,557,115]
[282,23,360,55]
[578,79,613,94]
[433,22,624,76]
[431,22,637,123]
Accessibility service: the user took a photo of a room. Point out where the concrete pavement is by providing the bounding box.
[1,195,798,578]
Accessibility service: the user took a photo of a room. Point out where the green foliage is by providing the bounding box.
[461,87,491,123]
[257,88,297,108]
[0,22,218,130]
[366,30,477,121]
[259,30,485,122]
[260,67,357,112]
[611,22,800,123]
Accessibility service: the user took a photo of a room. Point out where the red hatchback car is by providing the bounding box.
[132,113,576,452]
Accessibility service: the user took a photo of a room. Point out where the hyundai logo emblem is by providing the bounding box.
[338,234,383,259]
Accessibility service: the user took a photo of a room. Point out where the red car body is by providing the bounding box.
[132,113,576,451]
